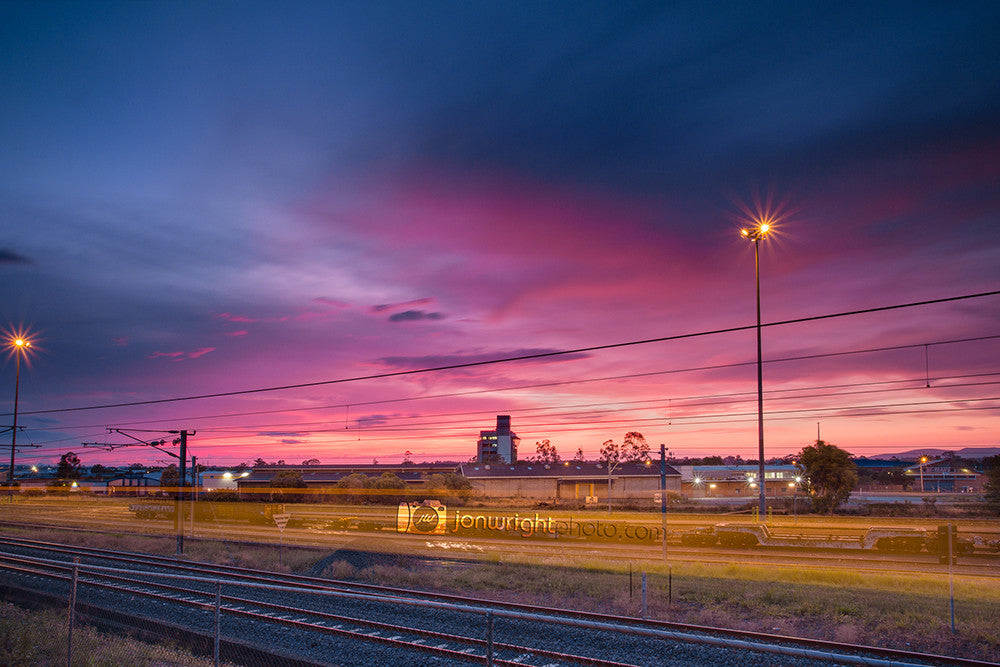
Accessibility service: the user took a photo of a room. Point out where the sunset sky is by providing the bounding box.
[2,2,999,467]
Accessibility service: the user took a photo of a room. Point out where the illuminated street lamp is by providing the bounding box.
[7,335,32,499]
[741,222,772,518]
[790,475,802,521]
[919,456,928,493]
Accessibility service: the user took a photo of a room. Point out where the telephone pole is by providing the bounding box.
[171,430,190,556]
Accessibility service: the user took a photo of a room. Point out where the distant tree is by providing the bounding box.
[336,473,371,504]
[269,470,307,503]
[441,472,472,493]
[373,472,406,505]
[600,440,620,466]
[402,451,414,465]
[701,455,724,466]
[798,440,857,514]
[57,452,82,480]
[46,479,73,494]
[372,458,379,465]
[984,455,1000,514]
[160,465,179,496]
[89,464,109,478]
[573,448,586,462]
[302,458,320,466]
[534,439,559,464]
[621,432,650,462]
[864,465,910,490]
[426,472,474,501]
[252,458,268,468]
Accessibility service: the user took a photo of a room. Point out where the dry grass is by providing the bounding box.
[321,555,1000,662]
[0,602,219,666]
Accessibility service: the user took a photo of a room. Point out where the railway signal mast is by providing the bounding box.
[84,428,195,554]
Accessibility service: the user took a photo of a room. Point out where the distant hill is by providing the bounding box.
[871,447,1000,460]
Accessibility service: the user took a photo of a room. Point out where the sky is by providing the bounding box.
[1,2,999,468]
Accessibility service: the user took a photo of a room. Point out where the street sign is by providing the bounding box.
[272,512,291,531]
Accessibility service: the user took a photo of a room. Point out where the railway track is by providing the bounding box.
[0,536,995,667]
[3,517,999,579]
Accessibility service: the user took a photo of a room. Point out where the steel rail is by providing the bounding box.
[1,535,996,666]
[0,554,636,667]
[0,557,950,667]
[4,550,997,667]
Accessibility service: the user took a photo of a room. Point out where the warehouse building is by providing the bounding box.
[459,460,681,501]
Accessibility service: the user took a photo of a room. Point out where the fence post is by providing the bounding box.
[214,581,222,667]
[641,572,647,619]
[68,557,79,667]
[486,610,494,667]
[949,523,956,635]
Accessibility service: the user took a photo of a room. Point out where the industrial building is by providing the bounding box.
[477,415,519,463]
[459,460,681,501]
[904,457,985,493]
[675,464,802,499]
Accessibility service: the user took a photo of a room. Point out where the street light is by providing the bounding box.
[791,475,802,521]
[7,335,32,499]
[741,222,772,519]
[919,456,928,493]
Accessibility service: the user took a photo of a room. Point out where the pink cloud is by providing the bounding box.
[149,347,216,361]
[149,351,184,360]
[216,312,260,323]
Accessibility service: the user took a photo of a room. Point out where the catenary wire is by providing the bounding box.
[23,333,1000,432]
[11,289,1000,417]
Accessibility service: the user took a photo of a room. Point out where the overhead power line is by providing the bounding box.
[35,333,1000,434]
[12,288,1000,417]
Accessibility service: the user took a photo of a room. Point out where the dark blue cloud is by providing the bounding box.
[388,310,444,323]
[0,248,31,264]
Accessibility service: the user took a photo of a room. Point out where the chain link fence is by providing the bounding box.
[2,553,781,667]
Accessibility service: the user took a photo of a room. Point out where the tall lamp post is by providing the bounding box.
[791,475,802,521]
[7,336,32,499]
[741,222,771,518]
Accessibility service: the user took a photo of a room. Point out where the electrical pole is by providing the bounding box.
[84,428,193,553]
[190,455,197,538]
[172,430,189,556]
[660,444,668,563]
